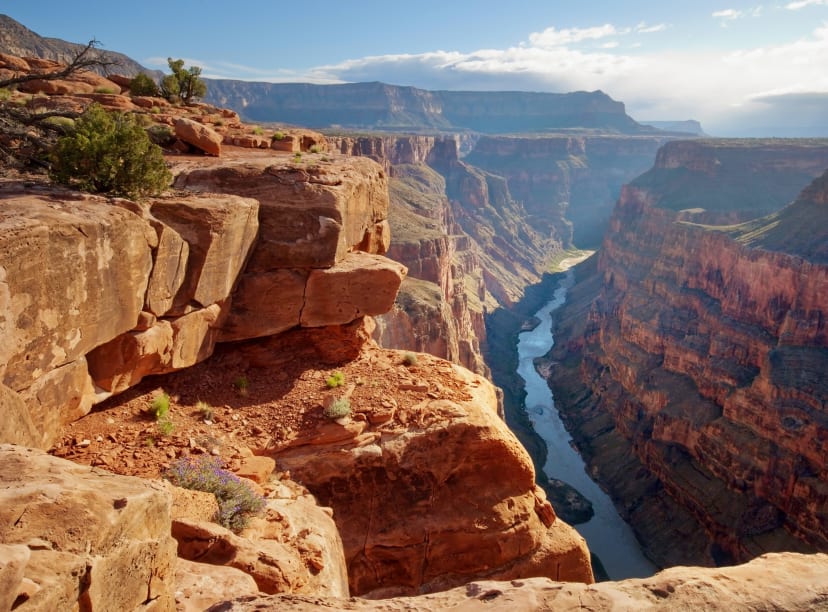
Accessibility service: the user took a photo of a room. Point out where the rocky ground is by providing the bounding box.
[51,322,469,481]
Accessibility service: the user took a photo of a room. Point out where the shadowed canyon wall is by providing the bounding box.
[547,140,828,567]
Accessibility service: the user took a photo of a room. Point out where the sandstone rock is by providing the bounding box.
[149,194,259,314]
[166,481,220,523]
[0,52,30,71]
[270,134,299,152]
[175,558,260,612]
[145,221,190,316]
[77,92,135,110]
[235,456,276,484]
[207,552,828,611]
[301,252,407,328]
[107,73,133,88]
[173,518,315,594]
[274,361,592,595]
[0,544,30,611]
[87,304,225,394]
[0,192,152,413]
[174,156,390,268]
[133,95,170,108]
[0,383,39,447]
[17,357,96,449]
[220,269,308,342]
[0,445,177,611]
[174,117,222,156]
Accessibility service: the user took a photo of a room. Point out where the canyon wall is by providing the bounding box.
[548,141,828,567]
[206,82,650,133]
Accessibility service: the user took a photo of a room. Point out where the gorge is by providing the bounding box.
[1,17,828,609]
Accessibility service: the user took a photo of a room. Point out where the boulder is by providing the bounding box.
[87,304,225,395]
[0,445,177,611]
[0,544,30,611]
[149,194,259,314]
[301,252,407,327]
[174,118,222,156]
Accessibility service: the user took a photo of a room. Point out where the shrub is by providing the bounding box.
[252,126,264,135]
[293,152,302,163]
[160,58,207,104]
[0,87,11,101]
[163,456,266,531]
[309,144,321,154]
[326,371,345,388]
[50,104,172,199]
[129,73,160,97]
[233,376,249,396]
[271,131,285,141]
[402,352,418,367]
[146,123,174,147]
[95,86,116,94]
[323,397,351,420]
[157,417,174,436]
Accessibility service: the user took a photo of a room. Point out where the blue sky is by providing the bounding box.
[4,1,828,135]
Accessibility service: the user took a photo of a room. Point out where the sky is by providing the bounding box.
[4,0,828,135]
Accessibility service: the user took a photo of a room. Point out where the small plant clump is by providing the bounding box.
[252,126,264,135]
[309,144,322,153]
[326,371,345,388]
[402,352,419,367]
[196,400,214,421]
[163,455,266,532]
[271,131,285,141]
[94,86,117,94]
[233,376,250,396]
[323,397,351,420]
[293,152,302,163]
[150,392,174,435]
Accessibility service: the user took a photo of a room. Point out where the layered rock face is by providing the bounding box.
[0,154,404,449]
[548,145,828,566]
[210,551,828,611]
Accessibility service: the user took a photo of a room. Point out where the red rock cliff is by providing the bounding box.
[548,156,828,566]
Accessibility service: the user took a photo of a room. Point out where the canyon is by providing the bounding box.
[546,139,828,568]
[1,20,828,610]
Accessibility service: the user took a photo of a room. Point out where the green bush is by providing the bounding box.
[160,58,207,104]
[129,73,159,97]
[252,126,264,135]
[164,456,266,531]
[146,123,174,147]
[326,372,345,388]
[50,104,171,199]
[271,131,285,141]
[309,144,321,154]
[95,86,117,94]
[402,352,418,367]
[323,397,351,420]
[150,392,170,419]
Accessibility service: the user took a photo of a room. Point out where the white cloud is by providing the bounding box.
[636,22,669,33]
[786,0,828,9]
[712,6,763,24]
[529,24,620,47]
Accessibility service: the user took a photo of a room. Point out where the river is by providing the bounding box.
[516,270,657,580]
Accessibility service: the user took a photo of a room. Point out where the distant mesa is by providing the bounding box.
[204,80,662,134]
